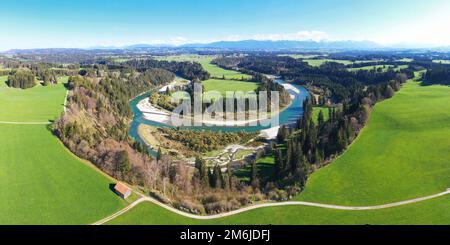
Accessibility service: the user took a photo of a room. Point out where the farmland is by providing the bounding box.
[433,60,450,64]
[0,76,68,122]
[304,59,379,67]
[348,65,408,72]
[0,79,126,224]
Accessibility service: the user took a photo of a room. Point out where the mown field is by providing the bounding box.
[304,59,383,67]
[348,65,408,72]
[0,79,126,224]
[0,76,67,122]
[296,74,450,206]
[200,61,252,80]
[433,59,450,64]
[108,73,450,225]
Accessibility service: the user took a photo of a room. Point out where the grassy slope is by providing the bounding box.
[432,60,450,64]
[304,59,382,67]
[108,74,450,225]
[0,78,126,224]
[297,76,450,205]
[0,76,67,122]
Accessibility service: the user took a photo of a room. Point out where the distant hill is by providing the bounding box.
[181,40,382,50]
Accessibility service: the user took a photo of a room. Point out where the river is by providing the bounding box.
[128,79,309,155]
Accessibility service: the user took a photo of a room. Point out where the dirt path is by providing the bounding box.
[93,189,450,225]
[91,197,148,225]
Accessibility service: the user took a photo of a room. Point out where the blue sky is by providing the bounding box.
[1,0,450,50]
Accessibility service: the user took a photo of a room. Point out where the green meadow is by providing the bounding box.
[108,73,450,225]
[304,59,383,67]
[0,78,126,224]
[348,65,408,72]
[433,60,450,64]
[296,75,450,206]
[0,76,67,122]
[200,61,252,80]
[202,79,259,96]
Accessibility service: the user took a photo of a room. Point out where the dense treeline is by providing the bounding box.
[125,59,210,81]
[424,67,450,85]
[6,70,36,89]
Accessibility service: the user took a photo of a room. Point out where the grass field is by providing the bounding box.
[296,73,450,206]
[278,54,322,59]
[433,59,450,64]
[202,79,259,96]
[199,60,252,80]
[0,76,68,122]
[304,59,383,67]
[396,58,414,63]
[348,65,408,72]
[108,73,450,225]
[0,78,126,224]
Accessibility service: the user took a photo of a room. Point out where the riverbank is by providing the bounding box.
[136,81,302,129]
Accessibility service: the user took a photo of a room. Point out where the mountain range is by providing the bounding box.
[5,40,450,53]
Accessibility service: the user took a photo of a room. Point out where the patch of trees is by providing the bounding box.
[158,128,258,153]
[424,67,450,85]
[254,73,292,107]
[38,69,58,86]
[150,93,177,111]
[6,70,36,89]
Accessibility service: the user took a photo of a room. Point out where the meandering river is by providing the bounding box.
[129,79,309,155]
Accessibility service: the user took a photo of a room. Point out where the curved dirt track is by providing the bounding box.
[93,189,450,225]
